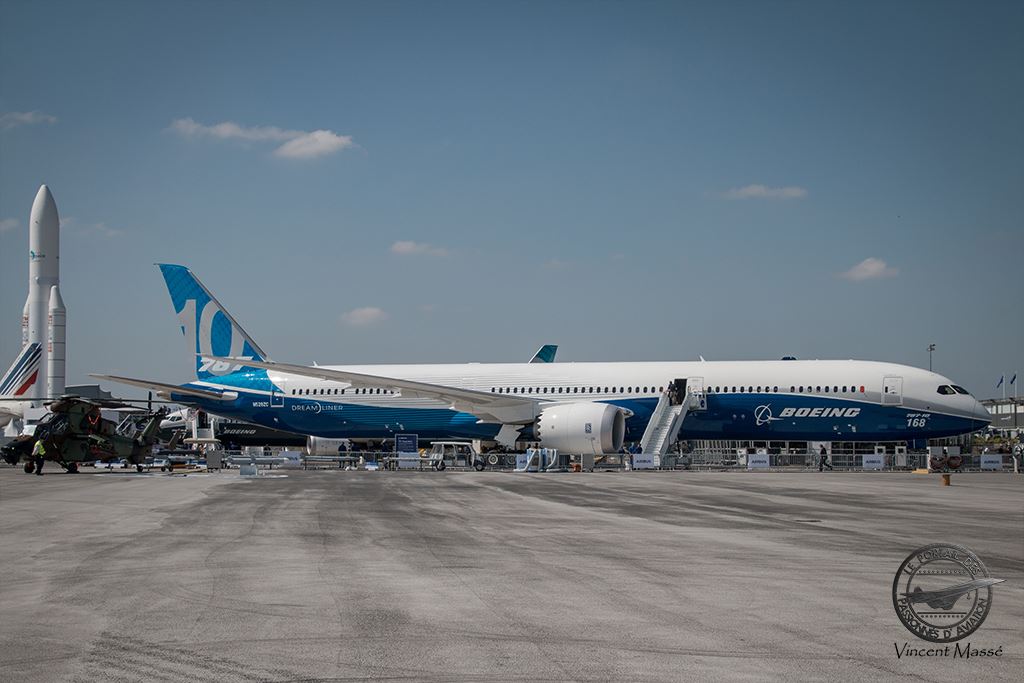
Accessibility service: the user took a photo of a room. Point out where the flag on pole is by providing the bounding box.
[1011,373,1017,386]
[996,375,1004,388]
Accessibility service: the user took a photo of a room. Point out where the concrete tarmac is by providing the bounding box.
[0,467,1021,682]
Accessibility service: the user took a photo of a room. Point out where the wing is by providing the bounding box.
[90,374,237,402]
[209,356,540,424]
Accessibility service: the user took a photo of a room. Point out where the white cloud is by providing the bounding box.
[274,130,353,159]
[341,307,389,327]
[721,184,808,200]
[62,217,123,239]
[0,111,57,129]
[840,257,898,281]
[390,240,448,256]
[168,118,354,159]
[0,218,18,233]
[169,118,292,141]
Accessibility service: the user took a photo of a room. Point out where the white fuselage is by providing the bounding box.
[187,359,990,443]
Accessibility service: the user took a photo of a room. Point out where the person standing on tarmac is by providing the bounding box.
[818,445,833,472]
[32,439,47,475]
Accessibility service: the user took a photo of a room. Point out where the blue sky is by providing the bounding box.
[1,0,1021,396]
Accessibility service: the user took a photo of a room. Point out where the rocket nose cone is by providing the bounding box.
[48,284,66,309]
[31,184,59,224]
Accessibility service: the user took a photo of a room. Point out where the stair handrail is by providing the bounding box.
[641,384,674,452]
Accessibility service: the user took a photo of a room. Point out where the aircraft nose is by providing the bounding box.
[971,400,992,428]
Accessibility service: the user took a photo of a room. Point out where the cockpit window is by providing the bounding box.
[936,385,956,395]
[951,385,970,395]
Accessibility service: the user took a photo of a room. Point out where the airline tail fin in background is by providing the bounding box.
[0,342,42,397]
[529,344,558,364]
[157,264,269,381]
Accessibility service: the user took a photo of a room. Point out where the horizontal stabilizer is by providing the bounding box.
[90,374,237,401]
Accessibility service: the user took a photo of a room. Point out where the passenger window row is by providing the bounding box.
[290,387,394,396]
[706,385,866,394]
[286,385,676,396]
[290,383,875,398]
[290,382,889,399]
[489,386,663,395]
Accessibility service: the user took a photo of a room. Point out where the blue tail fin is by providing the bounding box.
[157,264,269,380]
[529,344,558,363]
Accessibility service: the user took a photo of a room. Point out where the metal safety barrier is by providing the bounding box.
[199,448,1019,473]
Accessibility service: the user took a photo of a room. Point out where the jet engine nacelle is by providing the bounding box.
[535,402,626,454]
[306,436,352,456]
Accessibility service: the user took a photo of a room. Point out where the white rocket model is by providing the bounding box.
[1,185,62,429]
[47,285,66,398]
[25,184,62,400]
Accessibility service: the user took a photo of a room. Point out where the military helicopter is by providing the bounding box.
[1,397,165,474]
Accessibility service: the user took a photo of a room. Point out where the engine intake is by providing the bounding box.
[535,403,626,454]
[306,436,351,456]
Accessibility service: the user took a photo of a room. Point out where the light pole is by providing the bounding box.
[927,343,936,372]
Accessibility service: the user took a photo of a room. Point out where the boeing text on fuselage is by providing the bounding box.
[777,407,862,419]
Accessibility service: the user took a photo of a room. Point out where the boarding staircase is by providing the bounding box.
[640,381,704,459]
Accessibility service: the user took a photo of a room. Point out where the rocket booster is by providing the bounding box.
[47,285,66,398]
[21,298,29,347]
[27,185,59,400]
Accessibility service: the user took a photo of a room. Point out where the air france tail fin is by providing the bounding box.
[0,342,42,397]
[529,344,558,363]
[157,264,269,380]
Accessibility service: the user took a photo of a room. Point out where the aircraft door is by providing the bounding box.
[668,379,688,406]
[271,387,284,408]
[882,376,903,405]
[687,377,706,410]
